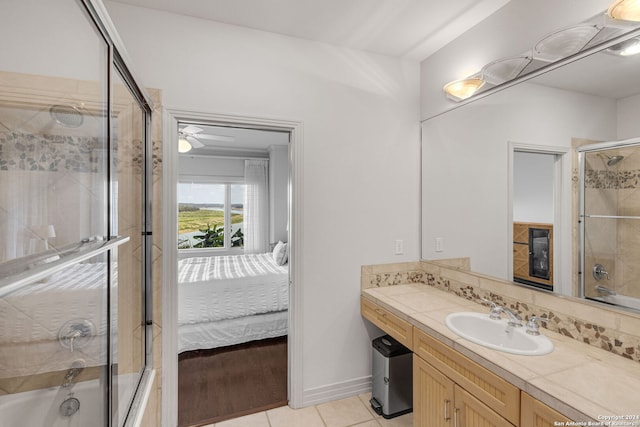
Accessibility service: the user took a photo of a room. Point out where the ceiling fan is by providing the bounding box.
[178,125,235,153]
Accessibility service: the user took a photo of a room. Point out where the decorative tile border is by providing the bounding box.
[0,131,162,173]
[0,132,102,172]
[363,263,640,363]
[585,168,640,189]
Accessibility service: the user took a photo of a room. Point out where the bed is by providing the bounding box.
[0,261,109,379]
[177,251,289,353]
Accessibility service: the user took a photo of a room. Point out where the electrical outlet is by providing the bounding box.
[435,237,444,252]
[395,239,404,255]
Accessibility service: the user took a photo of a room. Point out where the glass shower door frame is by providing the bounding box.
[578,137,640,312]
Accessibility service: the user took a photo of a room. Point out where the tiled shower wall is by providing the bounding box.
[583,146,640,299]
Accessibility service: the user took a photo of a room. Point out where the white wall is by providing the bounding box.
[0,0,106,81]
[422,81,617,280]
[104,1,420,405]
[617,93,640,140]
[513,152,555,223]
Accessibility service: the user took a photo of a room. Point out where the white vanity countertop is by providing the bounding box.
[362,284,640,422]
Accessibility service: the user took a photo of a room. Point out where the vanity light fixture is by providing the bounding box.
[443,77,485,101]
[481,55,532,85]
[178,137,192,153]
[608,0,640,22]
[533,24,602,62]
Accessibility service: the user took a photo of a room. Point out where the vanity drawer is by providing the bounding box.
[413,328,520,425]
[361,297,413,349]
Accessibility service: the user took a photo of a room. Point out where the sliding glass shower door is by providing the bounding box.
[579,139,640,312]
[0,0,153,425]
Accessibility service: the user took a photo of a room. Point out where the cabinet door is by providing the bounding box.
[513,243,530,280]
[521,392,570,427]
[413,328,521,425]
[455,385,515,427]
[414,355,454,427]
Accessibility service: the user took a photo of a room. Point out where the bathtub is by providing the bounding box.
[589,293,640,311]
[0,379,105,427]
[0,371,145,427]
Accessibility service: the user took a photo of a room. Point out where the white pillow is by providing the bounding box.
[272,241,288,266]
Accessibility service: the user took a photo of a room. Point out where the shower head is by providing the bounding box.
[606,155,624,166]
[49,104,84,128]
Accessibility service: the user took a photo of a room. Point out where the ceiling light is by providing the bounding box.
[608,0,640,21]
[443,77,485,101]
[178,137,192,153]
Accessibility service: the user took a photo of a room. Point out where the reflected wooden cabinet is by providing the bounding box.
[513,222,553,289]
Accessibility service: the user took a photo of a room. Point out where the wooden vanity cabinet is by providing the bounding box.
[413,329,520,427]
[361,297,575,427]
[361,297,413,349]
[414,355,514,427]
[413,328,520,425]
[521,392,571,427]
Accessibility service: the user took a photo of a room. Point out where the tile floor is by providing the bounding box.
[206,393,413,427]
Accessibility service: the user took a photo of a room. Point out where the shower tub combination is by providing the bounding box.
[0,0,154,424]
[578,138,640,312]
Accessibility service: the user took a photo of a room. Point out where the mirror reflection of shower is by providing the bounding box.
[600,153,625,166]
[578,139,640,312]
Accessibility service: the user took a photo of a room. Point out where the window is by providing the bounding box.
[178,182,245,250]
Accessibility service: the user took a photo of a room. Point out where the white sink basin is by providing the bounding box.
[445,312,554,356]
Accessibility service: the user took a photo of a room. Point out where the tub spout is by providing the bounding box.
[595,285,617,296]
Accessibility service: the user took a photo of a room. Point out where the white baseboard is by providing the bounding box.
[301,375,372,407]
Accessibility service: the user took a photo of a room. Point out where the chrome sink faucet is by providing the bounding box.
[481,298,522,327]
[525,316,549,336]
[500,307,522,327]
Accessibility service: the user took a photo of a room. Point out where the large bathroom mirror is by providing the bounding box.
[421,23,640,301]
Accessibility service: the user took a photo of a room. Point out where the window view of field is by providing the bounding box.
[178,183,245,249]
[178,204,244,248]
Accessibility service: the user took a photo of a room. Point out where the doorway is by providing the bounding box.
[508,143,571,294]
[174,122,290,425]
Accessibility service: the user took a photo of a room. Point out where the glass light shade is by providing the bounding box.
[178,137,192,153]
[533,24,602,62]
[608,0,640,21]
[481,56,532,85]
[443,78,485,101]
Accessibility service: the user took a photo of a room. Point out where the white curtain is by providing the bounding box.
[243,159,269,253]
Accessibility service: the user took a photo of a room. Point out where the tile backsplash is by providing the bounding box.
[362,259,640,363]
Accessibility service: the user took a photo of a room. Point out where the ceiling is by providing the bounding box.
[109,0,511,60]
[179,123,289,157]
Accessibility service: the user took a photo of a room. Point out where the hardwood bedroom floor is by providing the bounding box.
[178,336,288,427]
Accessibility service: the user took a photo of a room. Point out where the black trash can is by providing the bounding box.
[369,334,413,419]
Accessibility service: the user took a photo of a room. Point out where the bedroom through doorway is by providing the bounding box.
[175,122,290,426]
